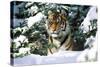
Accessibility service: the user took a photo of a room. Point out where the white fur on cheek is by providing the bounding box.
[51,34,58,37]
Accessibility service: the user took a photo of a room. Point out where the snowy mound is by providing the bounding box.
[14,51,81,66]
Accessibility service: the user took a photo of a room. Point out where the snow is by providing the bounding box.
[77,6,98,62]
[26,5,39,16]
[86,34,97,61]
[13,35,28,43]
[77,48,97,62]
[30,6,38,13]
[77,33,97,62]
[84,36,95,47]
[13,35,28,48]
[13,49,97,66]
[13,51,81,66]
[13,27,22,33]
[80,6,97,33]
[31,31,39,35]
[14,54,40,66]
[86,7,97,20]
[19,48,30,54]
[21,26,28,34]
[13,41,20,48]
[25,2,34,8]
[26,12,45,28]
[13,26,28,34]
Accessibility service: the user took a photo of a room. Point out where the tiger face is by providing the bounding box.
[46,10,69,38]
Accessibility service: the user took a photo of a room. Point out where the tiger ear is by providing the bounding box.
[61,10,68,17]
[48,10,53,15]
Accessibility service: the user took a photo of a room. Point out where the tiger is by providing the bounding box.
[45,10,78,55]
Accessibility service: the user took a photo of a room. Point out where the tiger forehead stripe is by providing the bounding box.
[48,14,59,20]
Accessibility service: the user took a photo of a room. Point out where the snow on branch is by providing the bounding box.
[77,6,98,62]
[80,7,97,33]
[26,12,45,28]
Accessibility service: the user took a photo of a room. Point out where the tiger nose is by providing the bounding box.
[51,26,57,31]
[52,27,56,31]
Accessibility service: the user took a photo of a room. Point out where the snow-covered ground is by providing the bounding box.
[14,51,81,66]
[77,34,97,62]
